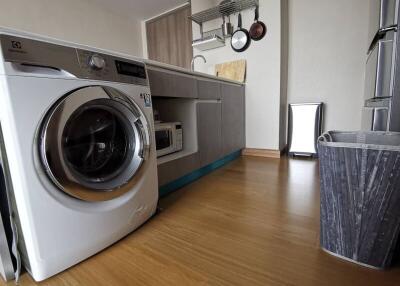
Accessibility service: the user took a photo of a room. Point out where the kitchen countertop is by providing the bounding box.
[145,59,245,86]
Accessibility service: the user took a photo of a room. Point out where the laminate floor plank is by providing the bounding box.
[3,156,400,285]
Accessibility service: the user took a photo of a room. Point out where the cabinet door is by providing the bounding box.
[172,72,197,98]
[147,68,173,97]
[146,5,193,69]
[158,153,199,186]
[197,101,222,167]
[147,67,197,98]
[197,79,221,100]
[221,84,245,156]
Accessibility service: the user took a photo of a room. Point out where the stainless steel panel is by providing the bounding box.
[0,34,82,76]
[361,106,389,131]
[368,0,398,51]
[0,34,148,86]
[373,108,389,130]
[388,20,400,131]
[381,0,398,28]
[288,103,323,156]
[365,32,395,100]
[361,108,375,131]
[365,97,391,108]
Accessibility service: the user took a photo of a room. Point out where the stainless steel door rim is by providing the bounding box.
[39,86,150,202]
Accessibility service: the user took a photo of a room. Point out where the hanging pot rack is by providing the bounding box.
[189,0,259,25]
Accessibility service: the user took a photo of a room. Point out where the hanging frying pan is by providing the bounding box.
[249,6,267,41]
[231,12,251,52]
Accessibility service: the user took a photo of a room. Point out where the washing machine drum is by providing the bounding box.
[39,86,150,202]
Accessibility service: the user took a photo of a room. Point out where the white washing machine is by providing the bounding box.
[0,31,158,281]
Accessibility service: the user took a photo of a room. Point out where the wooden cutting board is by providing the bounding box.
[215,59,247,83]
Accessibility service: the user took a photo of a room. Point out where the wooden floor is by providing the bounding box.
[5,156,400,285]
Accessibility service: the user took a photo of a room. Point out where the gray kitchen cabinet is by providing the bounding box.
[173,72,197,98]
[157,153,199,186]
[151,66,245,188]
[197,101,222,167]
[197,78,221,100]
[147,67,197,98]
[221,83,245,156]
[147,68,173,97]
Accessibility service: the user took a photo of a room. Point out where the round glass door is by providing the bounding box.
[39,86,149,201]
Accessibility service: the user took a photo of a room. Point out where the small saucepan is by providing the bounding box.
[249,6,267,41]
[231,12,251,53]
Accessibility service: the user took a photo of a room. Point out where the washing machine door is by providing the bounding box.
[39,86,150,202]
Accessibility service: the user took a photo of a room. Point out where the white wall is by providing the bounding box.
[191,0,369,150]
[192,0,284,150]
[287,0,369,132]
[0,0,144,56]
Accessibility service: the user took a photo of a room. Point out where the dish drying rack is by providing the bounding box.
[190,0,259,51]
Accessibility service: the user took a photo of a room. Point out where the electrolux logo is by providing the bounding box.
[11,41,22,49]
[8,40,27,54]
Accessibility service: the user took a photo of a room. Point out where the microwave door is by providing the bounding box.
[155,128,173,157]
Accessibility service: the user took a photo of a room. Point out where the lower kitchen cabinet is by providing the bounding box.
[147,68,174,97]
[197,78,221,100]
[197,101,222,167]
[157,153,199,187]
[221,83,246,157]
[151,66,245,188]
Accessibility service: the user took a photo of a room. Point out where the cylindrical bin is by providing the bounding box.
[318,131,400,269]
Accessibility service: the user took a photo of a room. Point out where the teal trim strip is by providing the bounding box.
[159,150,241,197]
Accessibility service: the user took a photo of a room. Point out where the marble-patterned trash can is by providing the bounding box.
[318,131,400,269]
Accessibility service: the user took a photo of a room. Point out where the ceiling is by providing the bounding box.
[93,0,189,20]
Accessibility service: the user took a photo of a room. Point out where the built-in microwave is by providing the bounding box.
[154,122,183,157]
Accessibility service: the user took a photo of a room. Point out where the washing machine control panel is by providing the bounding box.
[88,54,106,70]
[77,49,147,86]
[78,50,112,78]
[0,34,149,86]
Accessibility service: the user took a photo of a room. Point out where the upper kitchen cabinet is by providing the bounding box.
[147,66,197,98]
[221,83,246,156]
[146,5,193,69]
